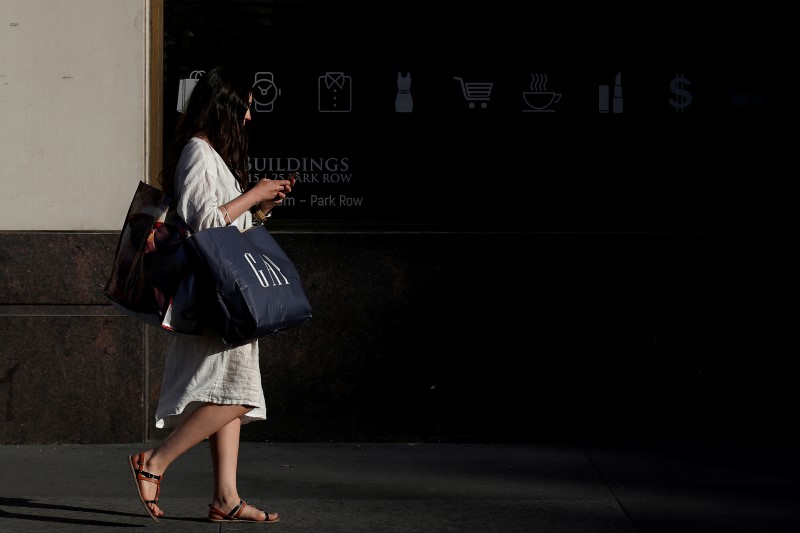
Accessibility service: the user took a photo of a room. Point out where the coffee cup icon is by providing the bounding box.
[523,91,561,111]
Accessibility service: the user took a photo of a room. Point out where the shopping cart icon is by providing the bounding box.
[453,77,493,108]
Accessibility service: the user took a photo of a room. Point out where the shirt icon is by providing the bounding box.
[318,72,352,113]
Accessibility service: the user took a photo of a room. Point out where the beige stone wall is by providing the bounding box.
[0,0,151,231]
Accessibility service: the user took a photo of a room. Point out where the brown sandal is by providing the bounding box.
[128,453,163,523]
[208,499,279,523]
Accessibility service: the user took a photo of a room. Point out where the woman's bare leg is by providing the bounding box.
[133,403,250,517]
[208,417,278,522]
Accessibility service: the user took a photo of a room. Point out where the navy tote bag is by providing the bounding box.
[182,224,312,344]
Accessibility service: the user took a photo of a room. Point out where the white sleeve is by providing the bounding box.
[174,142,227,232]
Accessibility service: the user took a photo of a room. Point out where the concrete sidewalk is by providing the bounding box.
[1,441,799,532]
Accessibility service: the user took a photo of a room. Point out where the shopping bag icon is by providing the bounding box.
[177,70,205,113]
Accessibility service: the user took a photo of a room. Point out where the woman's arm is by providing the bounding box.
[219,175,297,224]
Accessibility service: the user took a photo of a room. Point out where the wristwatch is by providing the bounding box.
[253,72,280,112]
[252,208,272,226]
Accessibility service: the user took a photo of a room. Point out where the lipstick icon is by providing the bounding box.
[598,72,623,113]
[612,72,623,113]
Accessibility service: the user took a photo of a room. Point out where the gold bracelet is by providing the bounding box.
[220,205,232,225]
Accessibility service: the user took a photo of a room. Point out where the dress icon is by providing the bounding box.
[395,72,413,113]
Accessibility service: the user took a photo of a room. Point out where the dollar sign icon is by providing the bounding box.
[669,73,692,111]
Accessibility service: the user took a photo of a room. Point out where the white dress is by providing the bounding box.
[155,137,267,429]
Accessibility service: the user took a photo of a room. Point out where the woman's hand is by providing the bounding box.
[219,175,298,226]
[255,175,296,212]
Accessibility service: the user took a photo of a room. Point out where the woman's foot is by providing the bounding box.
[208,498,279,523]
[128,452,165,521]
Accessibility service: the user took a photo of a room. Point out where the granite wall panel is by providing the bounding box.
[0,230,784,444]
[0,232,116,304]
[0,311,145,444]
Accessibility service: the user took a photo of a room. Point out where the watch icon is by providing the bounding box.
[253,72,280,112]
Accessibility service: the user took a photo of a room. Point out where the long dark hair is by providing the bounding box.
[159,66,251,199]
